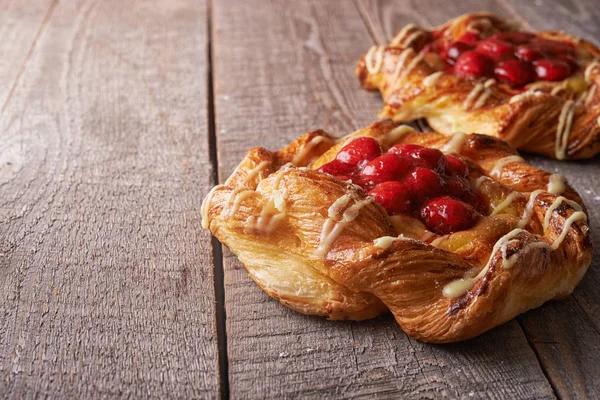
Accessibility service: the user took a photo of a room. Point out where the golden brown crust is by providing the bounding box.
[357,12,600,159]
[201,121,593,342]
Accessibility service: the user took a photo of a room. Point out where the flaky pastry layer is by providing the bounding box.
[356,12,600,159]
[202,121,592,342]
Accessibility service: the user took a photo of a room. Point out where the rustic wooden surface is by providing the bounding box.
[0,0,219,398]
[1,0,599,398]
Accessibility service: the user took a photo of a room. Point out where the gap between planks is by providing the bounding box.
[350,0,559,396]
[207,0,230,398]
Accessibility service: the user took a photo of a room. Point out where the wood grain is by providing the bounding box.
[213,0,555,398]
[0,0,57,112]
[0,0,219,398]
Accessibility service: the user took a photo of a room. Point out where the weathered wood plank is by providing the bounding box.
[213,0,555,398]
[0,0,219,398]
[0,0,56,110]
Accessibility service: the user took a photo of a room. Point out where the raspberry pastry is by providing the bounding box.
[357,12,600,159]
[201,121,592,342]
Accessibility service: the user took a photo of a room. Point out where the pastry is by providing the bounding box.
[201,121,592,342]
[357,12,600,159]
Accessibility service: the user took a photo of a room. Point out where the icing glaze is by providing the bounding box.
[292,136,331,165]
[381,125,415,147]
[517,189,544,229]
[423,71,444,87]
[509,90,543,104]
[547,174,566,195]
[315,196,373,258]
[464,79,495,110]
[490,155,524,178]
[365,46,385,74]
[442,132,467,154]
[543,196,583,229]
[390,23,417,46]
[555,100,575,160]
[584,60,600,83]
[490,192,520,217]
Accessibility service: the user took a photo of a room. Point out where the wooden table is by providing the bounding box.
[1,0,599,398]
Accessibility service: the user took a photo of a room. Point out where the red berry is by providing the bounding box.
[388,144,445,171]
[493,31,535,45]
[446,41,473,61]
[336,137,382,167]
[360,153,412,185]
[420,196,478,234]
[444,155,469,177]
[494,60,536,87]
[476,38,515,61]
[554,54,579,72]
[457,31,481,45]
[515,45,543,62]
[317,159,354,176]
[402,167,444,204]
[444,176,471,199]
[532,38,575,56]
[534,59,571,81]
[368,181,412,215]
[454,51,494,78]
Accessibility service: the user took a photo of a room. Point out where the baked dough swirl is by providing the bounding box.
[202,121,592,342]
[356,12,600,159]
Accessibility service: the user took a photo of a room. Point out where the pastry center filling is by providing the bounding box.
[317,137,484,235]
[428,30,579,87]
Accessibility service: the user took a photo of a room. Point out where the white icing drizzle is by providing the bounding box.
[442,228,523,299]
[549,211,587,249]
[365,46,385,74]
[242,160,270,186]
[547,174,566,195]
[584,60,600,83]
[227,189,257,216]
[463,79,495,110]
[463,82,485,110]
[551,81,569,96]
[473,176,489,189]
[390,48,424,90]
[315,196,373,258]
[421,231,436,242]
[391,48,413,80]
[509,90,543,104]
[423,71,444,87]
[245,199,286,234]
[402,51,425,79]
[543,196,583,229]
[402,30,425,48]
[490,155,524,178]
[390,23,417,46]
[201,185,223,229]
[490,192,520,217]
[442,132,467,154]
[555,100,575,160]
[381,125,414,147]
[517,189,544,229]
[292,136,331,165]
[585,85,597,105]
[373,235,405,250]
[430,235,448,247]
